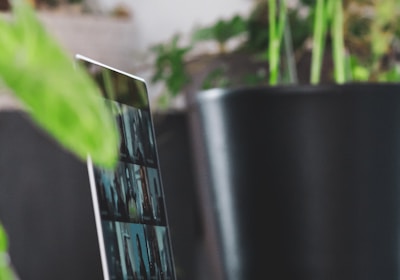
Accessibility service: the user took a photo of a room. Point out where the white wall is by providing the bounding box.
[97,0,254,49]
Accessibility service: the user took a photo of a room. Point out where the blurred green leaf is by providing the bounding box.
[348,55,369,81]
[377,65,400,82]
[0,224,7,253]
[0,259,15,280]
[202,67,231,89]
[192,15,247,53]
[0,224,16,280]
[0,0,119,168]
[150,34,191,100]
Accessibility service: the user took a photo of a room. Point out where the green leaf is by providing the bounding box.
[0,0,119,168]
[192,14,247,49]
[149,34,191,100]
[0,264,16,280]
[0,224,7,253]
[377,65,400,82]
[0,224,15,280]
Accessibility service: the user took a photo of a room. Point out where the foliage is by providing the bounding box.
[150,34,192,108]
[150,14,252,108]
[191,15,248,54]
[148,1,319,108]
[267,0,287,85]
[344,0,400,81]
[310,0,345,84]
[0,1,121,278]
[149,12,271,108]
[267,0,400,84]
[0,224,17,280]
[0,0,119,168]
[35,0,83,7]
[149,0,400,109]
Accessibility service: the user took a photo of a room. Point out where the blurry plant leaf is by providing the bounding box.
[192,15,247,53]
[377,65,400,82]
[268,0,287,85]
[156,91,171,110]
[242,69,267,86]
[0,0,118,168]
[0,224,7,253]
[245,0,269,53]
[192,26,215,42]
[0,224,16,280]
[0,256,15,280]
[300,0,316,5]
[348,55,369,81]
[150,34,191,101]
[202,67,231,89]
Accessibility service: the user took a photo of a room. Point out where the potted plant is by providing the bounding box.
[147,11,290,278]
[0,1,119,279]
[185,0,400,279]
[147,10,281,278]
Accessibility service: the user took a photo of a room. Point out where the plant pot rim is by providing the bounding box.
[195,82,400,102]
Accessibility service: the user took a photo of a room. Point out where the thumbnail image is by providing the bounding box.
[102,221,175,280]
[116,104,157,167]
[94,162,167,226]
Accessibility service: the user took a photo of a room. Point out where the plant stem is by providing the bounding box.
[310,0,326,84]
[283,12,298,84]
[268,0,277,85]
[268,0,286,85]
[331,0,345,83]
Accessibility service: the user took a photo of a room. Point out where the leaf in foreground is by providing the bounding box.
[0,0,119,168]
[0,224,16,280]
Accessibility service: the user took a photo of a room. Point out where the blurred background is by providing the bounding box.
[0,0,255,106]
[2,0,400,279]
[0,1,255,279]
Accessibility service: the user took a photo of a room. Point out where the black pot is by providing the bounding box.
[188,83,400,280]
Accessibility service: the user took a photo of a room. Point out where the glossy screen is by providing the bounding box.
[78,55,176,280]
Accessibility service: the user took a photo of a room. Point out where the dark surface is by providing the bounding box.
[189,84,400,280]
[0,110,206,280]
[0,111,103,280]
[153,110,207,280]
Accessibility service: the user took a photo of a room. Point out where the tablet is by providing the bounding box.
[76,54,177,280]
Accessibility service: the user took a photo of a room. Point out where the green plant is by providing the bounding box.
[149,12,271,108]
[0,1,119,278]
[149,0,400,110]
[268,0,400,85]
[191,14,248,54]
[310,0,346,84]
[0,0,118,167]
[267,0,346,84]
[150,15,250,108]
[267,0,286,85]
[0,224,17,279]
[148,1,326,109]
[345,0,400,81]
[150,34,192,108]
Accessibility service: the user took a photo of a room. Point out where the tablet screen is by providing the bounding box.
[77,54,177,280]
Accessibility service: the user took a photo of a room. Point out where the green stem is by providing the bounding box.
[268,0,277,85]
[283,11,298,84]
[268,0,286,85]
[331,0,345,83]
[311,0,327,84]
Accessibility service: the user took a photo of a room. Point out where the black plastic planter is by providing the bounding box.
[188,84,400,280]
